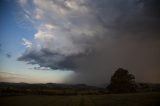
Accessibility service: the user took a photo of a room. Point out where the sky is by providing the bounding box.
[0,0,160,85]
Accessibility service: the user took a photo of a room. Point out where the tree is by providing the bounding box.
[107,68,137,93]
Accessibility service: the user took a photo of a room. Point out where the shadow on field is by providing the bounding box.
[0,92,160,106]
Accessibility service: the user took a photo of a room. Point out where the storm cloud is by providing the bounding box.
[18,0,160,85]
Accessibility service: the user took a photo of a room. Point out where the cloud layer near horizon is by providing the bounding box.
[18,0,160,84]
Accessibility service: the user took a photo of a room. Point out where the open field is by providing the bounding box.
[0,92,160,106]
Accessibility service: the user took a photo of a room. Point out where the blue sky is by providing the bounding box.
[0,0,74,83]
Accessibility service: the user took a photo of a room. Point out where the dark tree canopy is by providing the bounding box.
[107,68,137,93]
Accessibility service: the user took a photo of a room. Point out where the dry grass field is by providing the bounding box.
[0,92,160,106]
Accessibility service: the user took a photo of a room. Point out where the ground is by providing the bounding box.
[0,92,160,106]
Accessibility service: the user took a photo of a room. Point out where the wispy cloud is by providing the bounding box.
[0,71,29,82]
[0,44,12,58]
[29,66,52,71]
[6,52,12,58]
[22,38,32,48]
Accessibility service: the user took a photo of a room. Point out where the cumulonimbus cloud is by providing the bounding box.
[18,0,160,84]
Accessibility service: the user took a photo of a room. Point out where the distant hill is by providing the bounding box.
[0,82,101,90]
[0,82,160,96]
[0,82,106,96]
[136,82,160,92]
